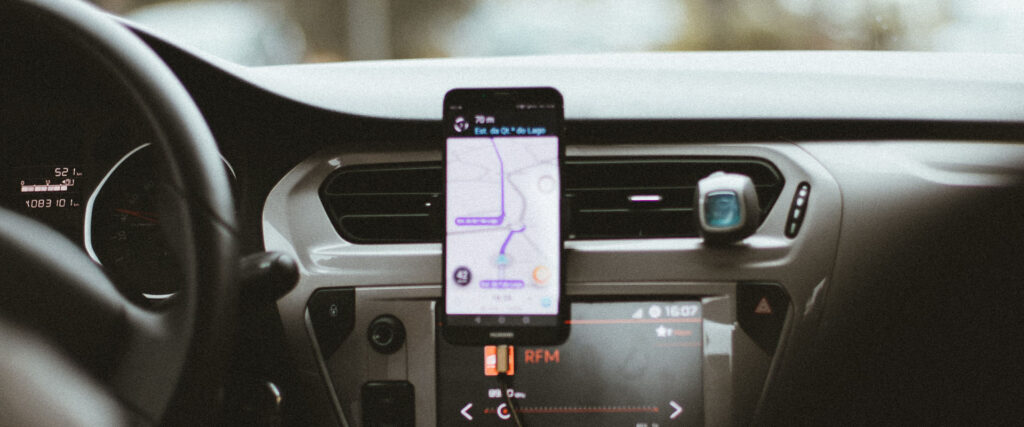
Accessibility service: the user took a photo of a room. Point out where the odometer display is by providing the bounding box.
[9,164,91,241]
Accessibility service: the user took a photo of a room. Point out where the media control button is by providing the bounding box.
[496,403,512,420]
[738,282,790,354]
[669,400,684,419]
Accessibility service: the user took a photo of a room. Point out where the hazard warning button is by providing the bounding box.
[754,297,773,315]
[738,283,790,354]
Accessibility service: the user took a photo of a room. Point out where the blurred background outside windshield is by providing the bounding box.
[90,0,1024,66]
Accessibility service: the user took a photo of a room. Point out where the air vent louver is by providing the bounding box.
[565,158,783,239]
[320,158,783,243]
[320,163,442,243]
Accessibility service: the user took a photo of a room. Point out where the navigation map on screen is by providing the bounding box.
[445,135,560,316]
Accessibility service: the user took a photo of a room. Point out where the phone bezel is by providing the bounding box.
[440,87,568,345]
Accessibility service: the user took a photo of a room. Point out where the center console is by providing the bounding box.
[264,143,842,426]
[301,280,791,426]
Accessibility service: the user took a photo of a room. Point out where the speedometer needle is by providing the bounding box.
[115,208,159,224]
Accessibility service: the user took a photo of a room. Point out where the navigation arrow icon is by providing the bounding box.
[669,400,684,419]
[461,403,473,421]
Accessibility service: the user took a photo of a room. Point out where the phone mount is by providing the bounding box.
[695,172,761,245]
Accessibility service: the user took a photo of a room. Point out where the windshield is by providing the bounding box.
[91,0,1024,66]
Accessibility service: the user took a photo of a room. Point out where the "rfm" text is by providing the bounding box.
[523,349,560,364]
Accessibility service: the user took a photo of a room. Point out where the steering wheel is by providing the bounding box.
[0,0,238,424]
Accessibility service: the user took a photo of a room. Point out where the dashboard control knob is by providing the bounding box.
[695,171,761,245]
[368,315,406,354]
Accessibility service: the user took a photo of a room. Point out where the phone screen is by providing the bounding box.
[443,88,565,344]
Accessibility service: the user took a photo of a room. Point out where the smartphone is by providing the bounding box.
[441,87,567,345]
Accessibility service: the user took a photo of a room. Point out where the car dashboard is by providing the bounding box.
[3,6,1024,425]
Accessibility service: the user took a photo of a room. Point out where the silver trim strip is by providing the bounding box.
[304,308,350,427]
[84,143,152,265]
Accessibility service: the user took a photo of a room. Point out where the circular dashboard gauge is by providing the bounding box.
[85,143,235,301]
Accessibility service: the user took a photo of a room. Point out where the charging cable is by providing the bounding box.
[496,344,524,427]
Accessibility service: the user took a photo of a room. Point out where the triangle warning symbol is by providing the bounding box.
[754,297,772,315]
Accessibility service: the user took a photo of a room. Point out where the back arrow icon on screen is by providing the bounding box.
[669,401,684,419]
[461,403,473,420]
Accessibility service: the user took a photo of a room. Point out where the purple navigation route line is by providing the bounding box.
[499,225,526,255]
[484,222,526,289]
[454,139,526,290]
[455,138,505,226]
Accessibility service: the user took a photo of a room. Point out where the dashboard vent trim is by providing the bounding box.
[320,162,442,243]
[564,157,784,239]
[319,158,784,244]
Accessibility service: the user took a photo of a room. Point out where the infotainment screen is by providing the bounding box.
[437,300,703,426]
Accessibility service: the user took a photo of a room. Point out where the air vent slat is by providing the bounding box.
[319,157,783,243]
[324,166,439,194]
[572,188,694,210]
[565,157,783,239]
[328,194,439,215]
[320,162,443,243]
[570,210,695,239]
[339,215,438,243]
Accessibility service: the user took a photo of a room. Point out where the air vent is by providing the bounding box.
[320,162,442,243]
[564,158,783,239]
[320,158,783,243]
